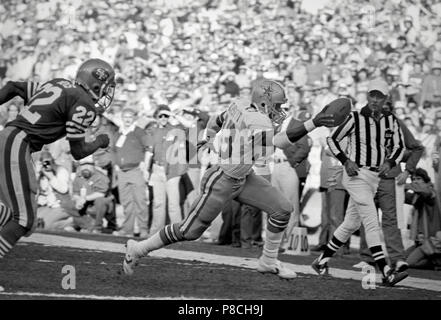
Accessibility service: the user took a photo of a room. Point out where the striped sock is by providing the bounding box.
[319,236,344,264]
[0,220,27,258]
[261,230,284,264]
[0,236,12,258]
[0,203,12,227]
[369,245,390,276]
[267,216,289,233]
[137,223,184,257]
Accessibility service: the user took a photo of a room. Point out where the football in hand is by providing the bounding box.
[321,98,352,127]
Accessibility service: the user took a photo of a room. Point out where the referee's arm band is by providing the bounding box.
[336,153,348,165]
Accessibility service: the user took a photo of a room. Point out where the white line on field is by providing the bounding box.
[0,291,205,300]
[21,233,441,293]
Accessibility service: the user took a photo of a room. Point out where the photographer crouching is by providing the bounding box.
[405,168,441,270]
[68,156,115,233]
[36,150,73,231]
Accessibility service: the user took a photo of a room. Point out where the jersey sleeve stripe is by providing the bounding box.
[66,127,83,134]
[66,121,87,131]
[27,82,32,101]
[31,82,41,96]
[66,133,85,139]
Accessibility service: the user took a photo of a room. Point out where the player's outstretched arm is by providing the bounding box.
[69,134,109,160]
[273,113,334,149]
[0,81,28,105]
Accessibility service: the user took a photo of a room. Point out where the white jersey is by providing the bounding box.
[214,99,274,179]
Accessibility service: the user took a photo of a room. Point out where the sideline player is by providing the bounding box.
[123,79,334,278]
[0,58,116,258]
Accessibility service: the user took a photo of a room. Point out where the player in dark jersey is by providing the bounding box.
[0,58,116,258]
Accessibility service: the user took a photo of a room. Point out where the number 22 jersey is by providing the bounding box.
[7,78,97,153]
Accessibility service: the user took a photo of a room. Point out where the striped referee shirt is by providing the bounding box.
[327,105,405,168]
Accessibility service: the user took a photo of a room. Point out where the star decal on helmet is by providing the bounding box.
[262,84,274,101]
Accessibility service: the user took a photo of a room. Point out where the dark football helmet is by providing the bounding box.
[75,59,116,113]
[251,79,288,124]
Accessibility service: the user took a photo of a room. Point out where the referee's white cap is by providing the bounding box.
[368,78,389,96]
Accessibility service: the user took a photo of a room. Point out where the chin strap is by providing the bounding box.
[75,81,99,102]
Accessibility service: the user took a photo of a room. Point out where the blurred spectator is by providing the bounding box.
[46,137,73,175]
[33,52,52,82]
[237,204,264,249]
[292,110,313,204]
[420,62,441,106]
[86,114,119,231]
[406,231,441,270]
[235,65,251,89]
[219,72,240,98]
[406,168,441,240]
[113,107,150,238]
[418,117,437,182]
[306,52,326,85]
[3,0,440,119]
[217,199,242,246]
[0,58,7,84]
[36,150,72,231]
[87,115,118,190]
[69,156,115,233]
[312,140,350,254]
[146,105,187,235]
[433,117,441,194]
[235,166,267,249]
[272,105,311,247]
[181,108,205,217]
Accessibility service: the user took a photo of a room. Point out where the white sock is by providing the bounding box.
[135,232,166,257]
[318,253,330,265]
[260,230,284,264]
[383,264,391,276]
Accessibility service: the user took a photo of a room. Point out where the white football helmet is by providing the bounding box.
[251,79,288,124]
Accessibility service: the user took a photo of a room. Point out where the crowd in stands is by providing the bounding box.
[1,0,441,269]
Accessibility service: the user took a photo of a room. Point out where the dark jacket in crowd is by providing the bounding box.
[282,117,312,178]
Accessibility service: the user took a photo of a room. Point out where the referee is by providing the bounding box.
[311,78,408,287]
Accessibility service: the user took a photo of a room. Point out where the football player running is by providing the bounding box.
[0,58,116,258]
[123,79,334,279]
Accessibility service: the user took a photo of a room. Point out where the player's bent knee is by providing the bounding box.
[282,201,294,215]
[276,199,294,217]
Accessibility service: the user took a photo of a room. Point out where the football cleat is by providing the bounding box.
[311,256,329,275]
[395,260,409,273]
[382,269,408,287]
[123,239,139,276]
[257,258,297,279]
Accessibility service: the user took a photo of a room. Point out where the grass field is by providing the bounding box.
[0,231,440,300]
